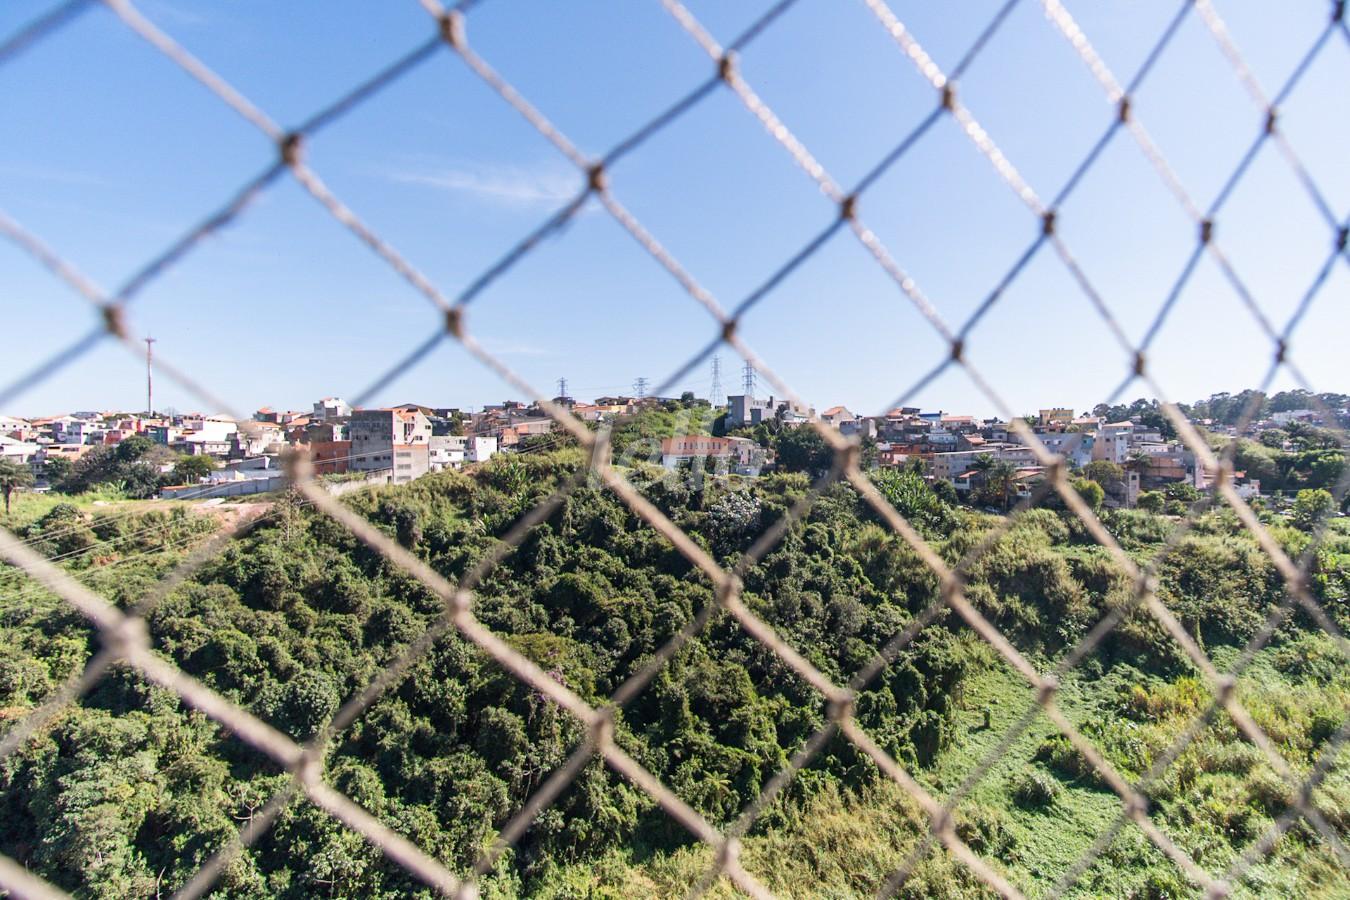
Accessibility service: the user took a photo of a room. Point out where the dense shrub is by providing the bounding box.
[1009,768,1061,809]
[4,447,1345,897]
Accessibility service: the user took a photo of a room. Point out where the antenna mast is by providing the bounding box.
[144,336,157,415]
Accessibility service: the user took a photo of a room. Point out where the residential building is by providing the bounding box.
[350,407,432,478]
[497,418,553,448]
[389,443,430,484]
[982,419,1010,442]
[184,415,238,444]
[1093,421,1134,464]
[311,440,353,475]
[145,424,181,445]
[570,404,609,423]
[429,435,467,470]
[0,435,39,465]
[840,417,877,440]
[1038,408,1074,427]
[940,414,979,433]
[1009,467,1050,501]
[926,427,959,448]
[233,421,286,458]
[726,394,813,428]
[660,435,766,476]
[821,406,856,429]
[313,397,352,420]
[38,443,95,466]
[176,436,233,458]
[929,446,1037,481]
[0,416,30,439]
[1035,431,1095,469]
[468,436,498,463]
[1270,409,1321,426]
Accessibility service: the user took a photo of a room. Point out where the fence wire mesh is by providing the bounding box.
[1,0,1348,897]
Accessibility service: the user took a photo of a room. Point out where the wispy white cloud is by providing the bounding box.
[380,160,585,209]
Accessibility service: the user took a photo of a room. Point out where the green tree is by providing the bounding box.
[0,458,34,515]
[1164,482,1201,503]
[61,435,173,498]
[172,454,217,484]
[1081,460,1125,486]
[41,454,72,486]
[971,456,1017,510]
[773,426,833,475]
[1072,477,1104,511]
[1137,491,1165,514]
[1291,488,1334,532]
[1124,452,1151,477]
[870,467,954,535]
[1259,429,1288,449]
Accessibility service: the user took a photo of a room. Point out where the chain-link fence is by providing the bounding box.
[1,0,1348,897]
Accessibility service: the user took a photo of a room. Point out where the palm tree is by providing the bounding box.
[969,453,995,507]
[970,455,1015,511]
[987,460,1018,511]
[0,458,35,516]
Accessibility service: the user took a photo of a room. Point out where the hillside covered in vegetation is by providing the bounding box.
[1,450,1347,898]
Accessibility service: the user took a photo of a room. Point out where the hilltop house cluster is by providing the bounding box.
[779,402,1270,508]
[3,390,1333,504]
[0,398,512,498]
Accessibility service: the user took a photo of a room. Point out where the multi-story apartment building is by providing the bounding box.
[1034,431,1096,469]
[1093,421,1134,464]
[350,407,432,483]
[313,397,352,420]
[726,394,813,428]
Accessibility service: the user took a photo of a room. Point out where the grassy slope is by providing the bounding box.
[539,641,1347,899]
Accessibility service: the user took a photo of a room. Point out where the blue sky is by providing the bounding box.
[3,0,1347,420]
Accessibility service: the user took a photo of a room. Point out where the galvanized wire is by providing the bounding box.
[0,1,1346,897]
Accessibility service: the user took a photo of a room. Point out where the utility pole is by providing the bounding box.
[742,361,756,398]
[144,336,157,416]
[633,377,649,399]
[711,355,723,407]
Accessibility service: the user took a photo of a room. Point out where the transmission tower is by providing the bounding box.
[557,376,568,399]
[633,377,649,399]
[742,361,757,397]
[710,355,724,407]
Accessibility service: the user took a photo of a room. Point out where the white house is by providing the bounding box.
[820,406,856,429]
[0,434,40,465]
[468,436,498,463]
[429,435,467,470]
